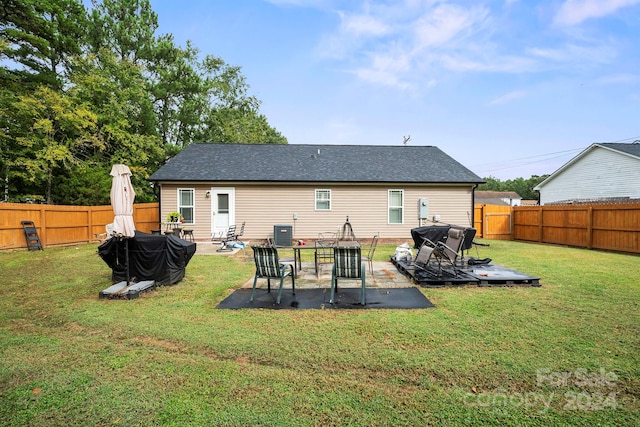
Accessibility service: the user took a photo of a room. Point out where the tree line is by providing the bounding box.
[477,175,549,201]
[0,0,287,205]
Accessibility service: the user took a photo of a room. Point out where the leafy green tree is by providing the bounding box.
[478,175,549,201]
[1,0,287,204]
[197,56,287,144]
[13,86,99,203]
[1,0,88,201]
[70,50,163,201]
[52,163,112,205]
[147,36,207,148]
[147,39,287,147]
[0,0,86,91]
[87,0,157,64]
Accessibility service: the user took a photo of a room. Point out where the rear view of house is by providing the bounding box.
[148,143,484,241]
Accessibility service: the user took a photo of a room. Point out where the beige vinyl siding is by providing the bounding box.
[161,183,472,240]
[161,182,475,241]
[159,184,212,238]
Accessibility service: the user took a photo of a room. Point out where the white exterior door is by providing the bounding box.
[211,187,235,236]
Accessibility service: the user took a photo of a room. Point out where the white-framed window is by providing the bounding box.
[178,188,194,224]
[388,189,404,224]
[315,189,331,211]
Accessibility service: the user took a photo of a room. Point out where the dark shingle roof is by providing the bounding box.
[149,143,484,184]
[600,142,640,158]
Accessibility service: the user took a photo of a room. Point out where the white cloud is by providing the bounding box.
[528,41,617,66]
[554,0,640,26]
[320,2,492,89]
[488,90,528,105]
[310,0,633,90]
[350,46,413,89]
[340,11,391,37]
[438,53,537,73]
[413,4,489,49]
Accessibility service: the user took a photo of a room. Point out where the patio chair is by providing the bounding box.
[235,221,246,240]
[414,227,467,277]
[439,227,466,267]
[214,222,246,251]
[330,246,366,305]
[95,223,114,243]
[250,245,295,304]
[413,242,450,277]
[360,235,379,275]
[267,237,295,264]
[215,225,236,251]
[315,233,337,277]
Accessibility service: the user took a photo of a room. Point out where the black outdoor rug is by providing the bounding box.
[217,287,435,310]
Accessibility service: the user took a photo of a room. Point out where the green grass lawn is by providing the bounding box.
[1,240,638,426]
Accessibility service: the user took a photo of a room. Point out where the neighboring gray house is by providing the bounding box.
[475,191,522,206]
[148,143,484,241]
[534,142,640,205]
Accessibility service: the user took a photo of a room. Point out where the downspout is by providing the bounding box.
[153,181,161,228]
[471,184,478,228]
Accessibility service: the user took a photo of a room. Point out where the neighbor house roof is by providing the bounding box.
[475,191,522,205]
[535,142,640,190]
[149,143,484,184]
[600,142,640,158]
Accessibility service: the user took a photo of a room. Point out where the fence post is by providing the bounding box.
[537,206,543,243]
[587,206,593,249]
[510,206,514,240]
[39,204,47,248]
[88,206,94,243]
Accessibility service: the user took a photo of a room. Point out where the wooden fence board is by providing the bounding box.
[3,201,639,254]
[474,204,512,240]
[0,202,159,250]
[512,203,640,254]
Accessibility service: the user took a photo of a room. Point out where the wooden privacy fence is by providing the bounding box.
[0,202,159,250]
[3,201,638,254]
[475,202,640,254]
[473,204,513,240]
[512,203,640,254]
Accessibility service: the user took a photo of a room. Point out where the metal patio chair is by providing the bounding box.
[360,235,379,275]
[250,245,295,304]
[438,227,466,268]
[314,232,337,277]
[414,227,466,277]
[330,246,366,305]
[216,225,237,252]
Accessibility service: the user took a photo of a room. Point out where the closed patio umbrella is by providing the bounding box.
[110,164,136,285]
[110,164,136,238]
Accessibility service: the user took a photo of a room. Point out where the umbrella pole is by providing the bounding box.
[126,238,131,285]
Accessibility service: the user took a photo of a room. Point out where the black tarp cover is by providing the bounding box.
[98,231,196,285]
[410,225,476,251]
[410,225,451,248]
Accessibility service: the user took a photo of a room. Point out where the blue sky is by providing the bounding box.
[148,0,639,179]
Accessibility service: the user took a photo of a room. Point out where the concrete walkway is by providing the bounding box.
[288,261,414,289]
[194,241,414,289]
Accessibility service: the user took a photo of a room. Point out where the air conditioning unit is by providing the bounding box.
[273,224,293,246]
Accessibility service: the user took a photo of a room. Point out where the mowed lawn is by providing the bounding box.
[0,239,638,426]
